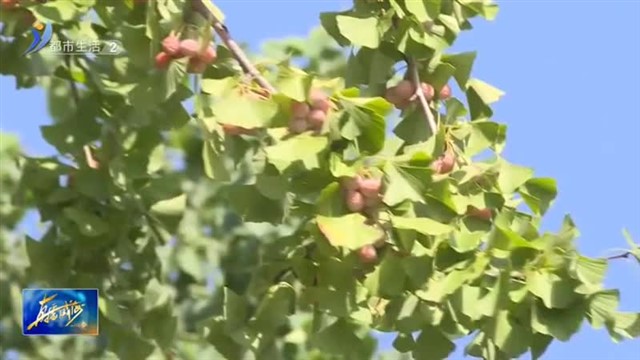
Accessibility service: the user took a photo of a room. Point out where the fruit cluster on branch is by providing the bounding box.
[288,90,332,134]
[155,31,217,73]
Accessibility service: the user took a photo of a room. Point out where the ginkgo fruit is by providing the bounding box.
[154,52,172,69]
[439,84,452,100]
[466,206,492,221]
[288,117,308,134]
[162,34,180,57]
[198,46,217,63]
[307,109,326,129]
[357,177,382,198]
[309,89,330,113]
[179,39,200,57]
[291,101,310,119]
[431,151,456,174]
[420,82,435,101]
[358,245,378,263]
[345,190,365,212]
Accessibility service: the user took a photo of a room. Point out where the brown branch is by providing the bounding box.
[191,0,277,94]
[408,59,438,135]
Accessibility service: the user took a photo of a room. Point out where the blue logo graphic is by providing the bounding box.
[22,288,99,336]
[23,22,53,56]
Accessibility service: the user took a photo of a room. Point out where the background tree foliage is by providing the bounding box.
[1,1,639,359]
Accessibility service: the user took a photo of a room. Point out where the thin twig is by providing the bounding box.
[191,0,277,94]
[64,55,99,169]
[606,252,631,261]
[408,59,438,135]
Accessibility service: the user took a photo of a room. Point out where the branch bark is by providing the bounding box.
[191,0,277,94]
[408,59,438,135]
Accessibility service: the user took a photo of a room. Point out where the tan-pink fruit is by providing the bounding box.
[307,109,326,129]
[467,206,492,221]
[431,151,455,174]
[154,52,172,69]
[309,89,330,113]
[179,39,200,57]
[291,101,310,119]
[199,46,217,63]
[421,82,435,101]
[394,80,416,100]
[358,245,378,263]
[187,57,207,73]
[357,177,382,198]
[342,177,360,191]
[439,84,452,100]
[288,117,308,134]
[345,189,365,212]
[162,34,180,57]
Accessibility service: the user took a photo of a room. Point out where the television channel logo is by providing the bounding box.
[23,21,53,56]
[22,288,99,336]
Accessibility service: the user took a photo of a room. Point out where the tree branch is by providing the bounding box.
[408,59,438,135]
[191,0,277,94]
[606,252,631,261]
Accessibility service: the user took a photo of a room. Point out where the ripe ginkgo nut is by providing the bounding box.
[345,190,365,212]
[162,35,180,57]
[199,46,217,63]
[154,52,172,69]
[357,177,382,198]
[358,245,378,263]
[179,39,200,58]
[291,101,310,119]
[288,117,308,134]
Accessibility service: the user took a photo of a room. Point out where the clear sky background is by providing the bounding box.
[1,1,639,359]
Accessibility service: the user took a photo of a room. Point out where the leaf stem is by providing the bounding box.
[191,0,277,94]
[408,59,438,135]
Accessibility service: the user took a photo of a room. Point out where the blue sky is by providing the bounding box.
[1,1,639,359]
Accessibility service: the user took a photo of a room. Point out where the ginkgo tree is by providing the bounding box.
[1,0,639,359]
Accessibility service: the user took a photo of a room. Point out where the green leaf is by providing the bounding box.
[63,207,109,237]
[497,160,534,194]
[391,216,453,236]
[265,134,329,172]
[203,140,231,182]
[405,1,440,22]
[587,290,619,329]
[518,178,558,215]
[341,96,390,154]
[143,278,171,312]
[316,214,384,250]
[176,246,204,280]
[443,52,476,88]
[393,333,415,353]
[223,288,248,332]
[212,93,279,129]
[531,300,585,341]
[382,161,430,206]
[251,282,295,332]
[150,194,186,216]
[364,253,406,297]
[573,256,607,288]
[336,15,380,48]
[276,66,313,101]
[412,326,455,360]
[527,271,579,309]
